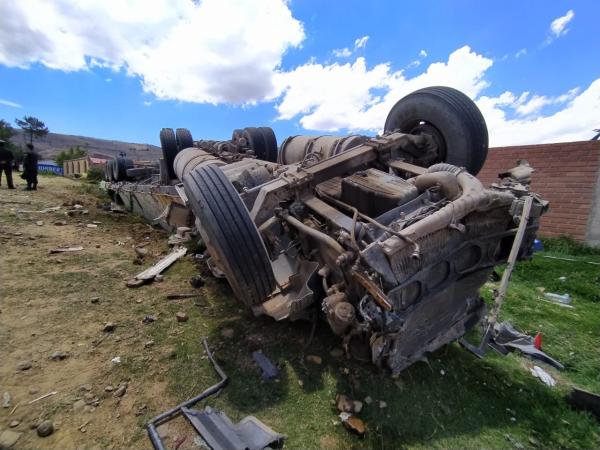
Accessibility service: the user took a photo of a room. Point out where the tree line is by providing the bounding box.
[0,116,86,165]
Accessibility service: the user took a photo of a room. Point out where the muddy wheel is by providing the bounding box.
[243,127,268,160]
[176,128,194,151]
[259,127,278,162]
[183,164,276,306]
[384,86,488,175]
[160,128,178,179]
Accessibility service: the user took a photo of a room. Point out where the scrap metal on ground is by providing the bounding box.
[146,340,284,450]
[107,86,550,375]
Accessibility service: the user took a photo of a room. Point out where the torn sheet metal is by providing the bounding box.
[490,322,564,370]
[182,406,284,450]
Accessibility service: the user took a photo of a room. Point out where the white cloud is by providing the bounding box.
[105,78,112,83]
[514,48,527,58]
[0,98,22,108]
[419,49,427,58]
[354,36,369,49]
[550,10,575,37]
[332,48,352,58]
[0,0,304,104]
[276,45,600,146]
[277,46,492,132]
[333,35,370,59]
[143,101,152,106]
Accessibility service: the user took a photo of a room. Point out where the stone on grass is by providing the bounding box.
[176,312,188,323]
[9,420,20,428]
[103,323,116,332]
[36,420,54,437]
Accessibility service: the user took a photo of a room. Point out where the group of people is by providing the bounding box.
[0,139,39,190]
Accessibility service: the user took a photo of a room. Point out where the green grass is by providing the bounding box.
[129,245,600,449]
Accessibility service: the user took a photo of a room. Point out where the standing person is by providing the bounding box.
[0,139,15,189]
[22,143,39,190]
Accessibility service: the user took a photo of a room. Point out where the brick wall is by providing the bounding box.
[478,141,600,242]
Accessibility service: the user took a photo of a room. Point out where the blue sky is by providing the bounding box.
[0,0,599,147]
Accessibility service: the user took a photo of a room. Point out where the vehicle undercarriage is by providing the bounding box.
[107,86,547,374]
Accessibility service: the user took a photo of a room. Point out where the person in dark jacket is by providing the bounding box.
[22,143,39,190]
[0,139,15,189]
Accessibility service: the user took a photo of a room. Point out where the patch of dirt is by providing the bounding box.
[0,177,192,449]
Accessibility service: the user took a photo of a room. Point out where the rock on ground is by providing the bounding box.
[0,429,22,447]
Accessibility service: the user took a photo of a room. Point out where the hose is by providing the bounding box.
[281,211,346,255]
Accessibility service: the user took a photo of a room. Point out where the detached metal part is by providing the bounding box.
[146,340,284,450]
[183,406,284,450]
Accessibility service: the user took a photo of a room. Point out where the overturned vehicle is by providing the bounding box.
[108,87,547,374]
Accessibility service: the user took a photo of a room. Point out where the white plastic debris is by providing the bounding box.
[111,356,121,364]
[530,365,556,387]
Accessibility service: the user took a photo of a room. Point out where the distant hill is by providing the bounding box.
[9,130,162,161]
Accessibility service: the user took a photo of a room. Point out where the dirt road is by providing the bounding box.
[0,177,198,449]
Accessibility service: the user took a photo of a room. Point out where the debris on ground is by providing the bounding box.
[9,420,20,428]
[127,247,187,287]
[111,356,122,364]
[339,412,366,436]
[50,351,69,361]
[16,360,32,371]
[530,365,556,387]
[189,275,205,288]
[567,388,600,420]
[489,322,564,370]
[114,383,128,398]
[36,420,54,437]
[336,394,355,413]
[166,292,202,300]
[134,246,149,258]
[167,226,194,246]
[252,351,280,380]
[142,315,157,324]
[379,400,387,409]
[28,391,57,405]
[543,292,572,305]
[542,255,600,266]
[103,322,117,332]
[90,296,100,304]
[175,312,188,323]
[2,391,11,408]
[48,245,84,254]
[306,355,322,365]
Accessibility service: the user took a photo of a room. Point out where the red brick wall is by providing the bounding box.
[478,141,600,242]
